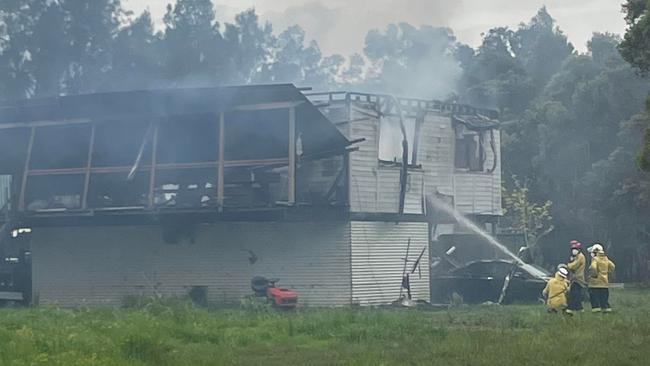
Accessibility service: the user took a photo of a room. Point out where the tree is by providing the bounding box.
[223,9,273,84]
[161,0,226,86]
[363,23,461,99]
[504,32,650,275]
[620,0,650,73]
[460,27,533,115]
[516,7,574,89]
[339,53,365,86]
[502,176,554,263]
[460,8,573,116]
[257,25,326,87]
[0,0,123,98]
[107,10,162,90]
[0,0,54,99]
[59,0,123,94]
[620,1,650,173]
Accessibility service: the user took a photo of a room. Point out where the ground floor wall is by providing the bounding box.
[351,221,429,305]
[30,220,430,307]
[31,222,352,307]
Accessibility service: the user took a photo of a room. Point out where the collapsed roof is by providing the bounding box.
[452,114,500,131]
[0,84,349,160]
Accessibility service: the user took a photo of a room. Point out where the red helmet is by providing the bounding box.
[570,240,582,249]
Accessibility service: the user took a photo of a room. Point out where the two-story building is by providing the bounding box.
[0,85,501,306]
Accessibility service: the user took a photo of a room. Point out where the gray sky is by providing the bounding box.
[123,0,626,55]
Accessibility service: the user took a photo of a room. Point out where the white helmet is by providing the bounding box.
[558,267,569,278]
[588,244,604,253]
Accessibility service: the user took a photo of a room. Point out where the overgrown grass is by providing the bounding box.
[1,289,648,365]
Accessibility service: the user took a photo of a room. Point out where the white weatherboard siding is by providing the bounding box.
[348,104,380,213]
[350,221,429,305]
[417,113,455,197]
[31,222,351,307]
[417,112,502,216]
[346,103,424,215]
[376,167,424,214]
[453,130,502,216]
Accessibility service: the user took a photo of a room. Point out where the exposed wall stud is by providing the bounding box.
[18,127,36,211]
[288,107,296,205]
[217,112,225,211]
[82,123,96,210]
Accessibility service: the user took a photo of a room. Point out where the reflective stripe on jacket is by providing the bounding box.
[543,273,569,309]
[588,253,615,288]
[567,252,586,286]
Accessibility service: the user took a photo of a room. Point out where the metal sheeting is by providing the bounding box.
[350,221,429,305]
[31,222,351,307]
[0,175,11,210]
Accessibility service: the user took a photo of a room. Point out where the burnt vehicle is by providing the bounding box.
[430,259,551,304]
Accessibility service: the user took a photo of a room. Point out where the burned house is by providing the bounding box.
[0,85,502,307]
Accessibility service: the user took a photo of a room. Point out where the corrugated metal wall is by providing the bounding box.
[350,221,429,305]
[31,222,352,307]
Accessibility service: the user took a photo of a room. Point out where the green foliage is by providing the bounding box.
[639,122,650,171]
[502,177,553,261]
[620,0,650,74]
[460,8,573,115]
[239,296,273,313]
[363,23,460,99]
[498,27,650,274]
[0,0,345,99]
[1,289,650,365]
[620,1,650,174]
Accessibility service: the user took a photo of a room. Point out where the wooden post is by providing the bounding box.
[411,111,425,165]
[82,123,96,210]
[18,127,36,211]
[217,112,225,211]
[288,107,296,205]
[148,124,159,208]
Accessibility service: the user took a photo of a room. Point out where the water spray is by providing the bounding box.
[427,195,524,264]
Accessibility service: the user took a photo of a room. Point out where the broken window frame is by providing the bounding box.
[377,115,419,167]
[375,100,425,169]
[13,103,303,213]
[453,124,487,173]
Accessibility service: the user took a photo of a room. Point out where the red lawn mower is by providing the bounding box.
[250,276,298,309]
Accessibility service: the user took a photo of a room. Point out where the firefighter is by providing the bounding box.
[587,244,616,313]
[542,266,570,313]
[567,240,586,312]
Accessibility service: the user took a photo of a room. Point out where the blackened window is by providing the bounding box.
[454,125,484,171]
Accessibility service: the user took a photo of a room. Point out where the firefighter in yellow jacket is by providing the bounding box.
[587,244,616,313]
[542,266,570,313]
[567,240,586,312]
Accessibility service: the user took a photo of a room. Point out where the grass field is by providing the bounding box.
[1,289,648,366]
